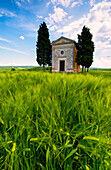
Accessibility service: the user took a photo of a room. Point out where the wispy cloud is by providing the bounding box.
[0,46,28,55]
[51,0,73,7]
[50,25,58,31]
[14,0,30,6]
[0,37,12,43]
[68,16,73,19]
[50,0,82,7]
[19,23,37,32]
[0,8,16,17]
[15,1,22,7]
[27,0,30,3]
[71,1,79,8]
[90,0,95,7]
[46,1,51,7]
[37,15,43,19]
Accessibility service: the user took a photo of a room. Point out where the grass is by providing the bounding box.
[0,66,51,72]
[0,70,111,169]
[0,67,15,71]
[88,69,111,79]
[24,66,51,73]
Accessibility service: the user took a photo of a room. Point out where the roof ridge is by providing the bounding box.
[52,36,75,44]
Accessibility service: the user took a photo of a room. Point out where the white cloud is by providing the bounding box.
[47,1,51,7]
[50,25,58,31]
[91,56,111,68]
[71,1,79,7]
[57,1,111,42]
[68,16,73,19]
[14,0,30,6]
[51,0,73,7]
[56,0,111,68]
[21,0,30,3]
[57,16,86,35]
[45,1,82,32]
[90,0,95,7]
[37,15,43,19]
[50,0,82,7]
[45,6,67,28]
[0,46,28,55]
[0,37,12,43]
[0,8,16,17]
[15,1,21,6]
[20,36,24,40]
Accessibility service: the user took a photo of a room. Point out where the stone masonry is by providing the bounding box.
[51,36,80,73]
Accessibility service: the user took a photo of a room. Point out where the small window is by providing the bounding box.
[61,51,64,55]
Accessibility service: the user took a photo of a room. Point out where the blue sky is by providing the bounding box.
[0,0,111,67]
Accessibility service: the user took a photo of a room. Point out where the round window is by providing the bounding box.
[61,51,64,55]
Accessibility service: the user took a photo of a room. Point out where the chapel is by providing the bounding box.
[51,36,80,73]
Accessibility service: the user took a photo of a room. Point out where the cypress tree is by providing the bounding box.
[36,22,52,72]
[76,26,94,72]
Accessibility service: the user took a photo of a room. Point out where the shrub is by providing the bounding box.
[11,67,15,71]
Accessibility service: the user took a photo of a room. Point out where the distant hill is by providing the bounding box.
[90,67,111,71]
[0,66,37,68]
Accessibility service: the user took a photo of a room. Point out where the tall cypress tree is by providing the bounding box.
[36,22,52,71]
[76,26,94,72]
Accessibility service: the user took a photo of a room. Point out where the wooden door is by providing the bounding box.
[60,60,65,71]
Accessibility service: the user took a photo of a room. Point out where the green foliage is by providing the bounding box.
[76,26,94,71]
[89,69,111,78]
[11,67,16,71]
[25,66,51,72]
[0,67,17,72]
[0,71,111,169]
[36,22,52,71]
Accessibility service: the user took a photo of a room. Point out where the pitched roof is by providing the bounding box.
[51,36,76,45]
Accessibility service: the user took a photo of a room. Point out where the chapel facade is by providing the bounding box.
[51,36,80,73]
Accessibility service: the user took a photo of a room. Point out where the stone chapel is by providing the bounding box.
[51,36,80,73]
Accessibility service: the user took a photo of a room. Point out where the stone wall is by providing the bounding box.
[52,37,80,73]
[52,44,74,72]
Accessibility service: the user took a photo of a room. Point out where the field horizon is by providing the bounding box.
[0,66,111,69]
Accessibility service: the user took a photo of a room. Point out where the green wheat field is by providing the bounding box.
[0,68,111,169]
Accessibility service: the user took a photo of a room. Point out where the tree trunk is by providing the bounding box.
[82,66,84,73]
[43,65,45,72]
[50,67,52,73]
[85,67,86,72]
[77,65,78,73]
[87,68,89,72]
